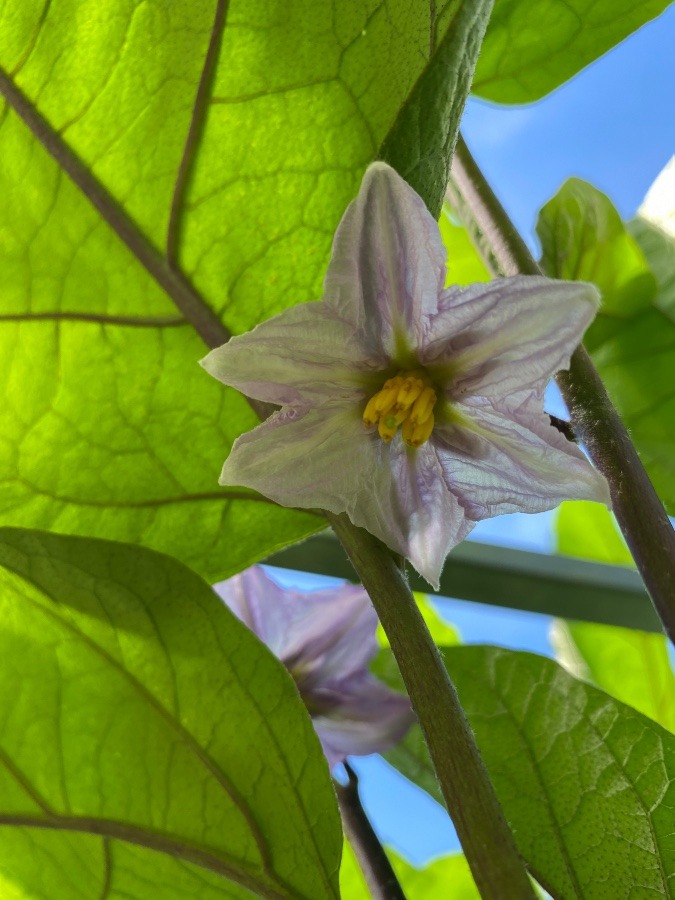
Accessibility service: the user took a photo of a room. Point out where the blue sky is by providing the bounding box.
[462,4,675,249]
[277,5,675,871]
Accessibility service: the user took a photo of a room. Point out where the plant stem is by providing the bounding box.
[327,512,536,899]
[336,763,407,900]
[449,134,675,644]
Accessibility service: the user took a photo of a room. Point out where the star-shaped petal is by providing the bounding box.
[202,163,610,586]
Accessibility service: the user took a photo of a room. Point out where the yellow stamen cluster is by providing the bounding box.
[363,372,437,448]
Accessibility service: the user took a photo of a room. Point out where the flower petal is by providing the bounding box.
[217,403,388,512]
[436,393,611,520]
[215,566,291,656]
[219,404,470,587]
[217,567,380,681]
[422,276,600,398]
[385,443,475,588]
[323,162,448,360]
[200,301,369,406]
[312,676,414,769]
[283,587,379,687]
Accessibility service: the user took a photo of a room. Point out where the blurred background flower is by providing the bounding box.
[215,566,414,769]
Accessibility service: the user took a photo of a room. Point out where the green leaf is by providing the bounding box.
[556,501,633,567]
[554,502,675,734]
[379,646,675,899]
[0,528,341,899]
[473,0,672,103]
[338,841,370,899]
[340,840,479,899]
[537,176,675,513]
[440,205,492,286]
[629,219,675,319]
[553,620,675,734]
[537,177,657,348]
[380,0,493,216]
[0,0,490,578]
[390,852,479,898]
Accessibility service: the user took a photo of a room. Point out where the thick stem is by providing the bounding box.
[327,513,536,900]
[336,763,406,900]
[450,134,675,644]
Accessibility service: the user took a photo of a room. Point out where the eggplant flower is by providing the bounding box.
[216,566,414,769]
[202,163,610,587]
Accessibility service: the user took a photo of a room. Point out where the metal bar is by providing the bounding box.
[265,534,660,633]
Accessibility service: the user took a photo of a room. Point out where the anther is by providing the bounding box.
[410,386,436,425]
[378,417,398,442]
[363,370,438,448]
[402,413,435,448]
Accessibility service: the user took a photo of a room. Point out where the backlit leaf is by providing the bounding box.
[0,0,490,579]
[473,0,671,103]
[554,501,675,734]
[0,528,341,898]
[376,645,675,899]
[537,175,675,512]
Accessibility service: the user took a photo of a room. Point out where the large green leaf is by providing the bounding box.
[0,0,490,581]
[0,528,341,899]
[473,0,672,103]
[375,646,675,899]
[537,177,675,513]
[554,501,675,733]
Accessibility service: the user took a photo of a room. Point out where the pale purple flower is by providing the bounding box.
[215,566,413,769]
[202,163,610,587]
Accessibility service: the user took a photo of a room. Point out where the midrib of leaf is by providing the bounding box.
[11,483,280,509]
[0,313,187,327]
[166,0,228,267]
[0,814,289,899]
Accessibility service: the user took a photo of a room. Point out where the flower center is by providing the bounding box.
[362,371,437,448]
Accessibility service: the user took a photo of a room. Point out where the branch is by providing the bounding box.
[328,513,536,899]
[336,762,407,900]
[449,133,675,643]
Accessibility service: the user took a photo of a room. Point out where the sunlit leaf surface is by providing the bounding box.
[376,645,675,899]
[473,0,671,103]
[538,178,675,513]
[0,528,341,898]
[0,0,490,580]
[339,840,479,899]
[554,501,675,733]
